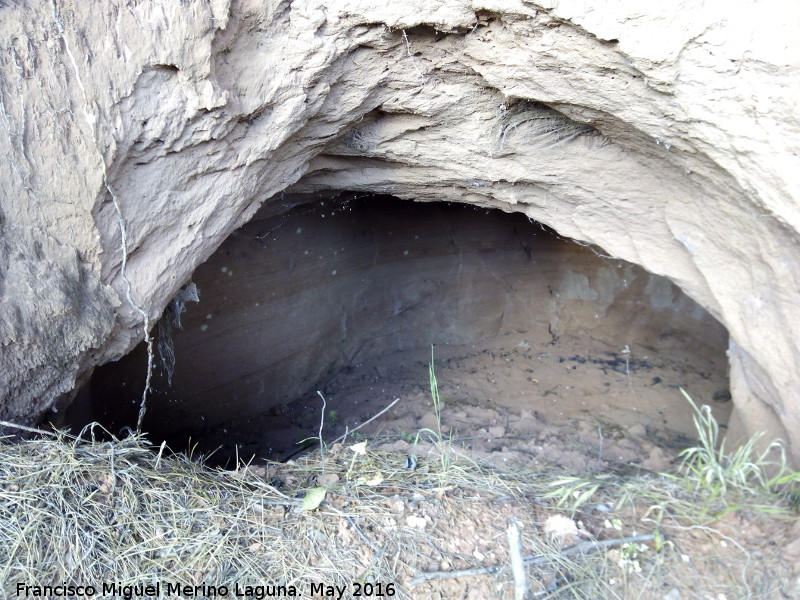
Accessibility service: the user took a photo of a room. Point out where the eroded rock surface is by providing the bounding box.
[0,1,798,460]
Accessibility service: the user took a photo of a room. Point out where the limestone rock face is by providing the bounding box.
[0,1,798,459]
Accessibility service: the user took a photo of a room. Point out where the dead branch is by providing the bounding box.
[407,532,657,585]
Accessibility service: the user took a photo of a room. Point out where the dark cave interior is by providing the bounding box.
[63,195,731,467]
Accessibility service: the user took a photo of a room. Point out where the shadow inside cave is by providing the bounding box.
[63,194,731,468]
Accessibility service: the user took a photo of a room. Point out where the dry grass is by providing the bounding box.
[1,421,797,599]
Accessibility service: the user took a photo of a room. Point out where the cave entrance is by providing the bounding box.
[67,194,731,468]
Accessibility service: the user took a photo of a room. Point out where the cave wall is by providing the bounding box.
[80,196,728,444]
[0,1,798,460]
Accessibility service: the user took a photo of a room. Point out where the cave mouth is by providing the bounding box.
[66,194,731,468]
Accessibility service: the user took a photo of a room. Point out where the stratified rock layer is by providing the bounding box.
[0,1,798,460]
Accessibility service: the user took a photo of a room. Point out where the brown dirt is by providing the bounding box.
[200,328,730,473]
[168,323,800,599]
[253,438,799,599]
[49,322,799,599]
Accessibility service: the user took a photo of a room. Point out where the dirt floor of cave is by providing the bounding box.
[194,326,731,471]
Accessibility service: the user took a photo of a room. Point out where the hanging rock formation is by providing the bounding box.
[0,1,798,461]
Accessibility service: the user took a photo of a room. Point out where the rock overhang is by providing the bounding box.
[0,0,797,462]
